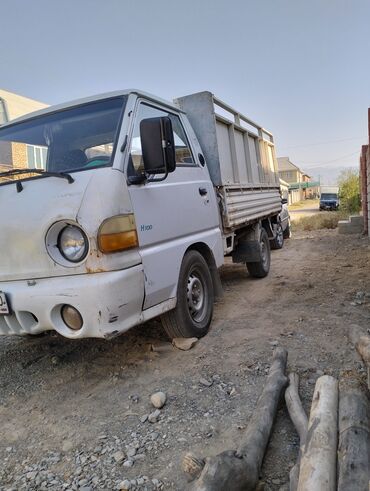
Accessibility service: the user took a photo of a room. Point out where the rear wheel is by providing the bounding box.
[270,223,284,249]
[246,229,271,278]
[161,250,214,339]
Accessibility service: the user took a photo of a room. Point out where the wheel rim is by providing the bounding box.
[187,268,207,323]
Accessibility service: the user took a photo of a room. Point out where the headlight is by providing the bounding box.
[58,225,88,263]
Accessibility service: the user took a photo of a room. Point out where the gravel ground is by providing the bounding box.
[0,229,369,490]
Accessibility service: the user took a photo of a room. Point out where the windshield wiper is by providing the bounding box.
[0,168,74,184]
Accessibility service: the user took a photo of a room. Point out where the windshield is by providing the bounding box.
[0,96,126,182]
[321,193,338,200]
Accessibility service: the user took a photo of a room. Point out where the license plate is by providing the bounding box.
[0,292,10,315]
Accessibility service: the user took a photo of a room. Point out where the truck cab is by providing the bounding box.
[0,89,281,340]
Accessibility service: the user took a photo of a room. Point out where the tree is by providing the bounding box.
[338,169,361,213]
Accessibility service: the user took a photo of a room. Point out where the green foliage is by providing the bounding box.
[292,211,348,231]
[338,169,361,213]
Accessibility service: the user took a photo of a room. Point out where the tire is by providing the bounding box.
[161,250,214,339]
[283,221,291,239]
[270,223,284,249]
[246,229,271,278]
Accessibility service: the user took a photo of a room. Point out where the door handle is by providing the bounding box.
[199,187,208,196]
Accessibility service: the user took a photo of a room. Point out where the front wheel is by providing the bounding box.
[246,229,271,278]
[161,250,214,339]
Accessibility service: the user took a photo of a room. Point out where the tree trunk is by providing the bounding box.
[337,372,370,491]
[297,375,338,491]
[348,324,370,389]
[184,348,288,491]
[284,373,308,491]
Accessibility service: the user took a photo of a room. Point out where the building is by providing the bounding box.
[0,89,48,173]
[277,156,320,203]
[360,109,370,236]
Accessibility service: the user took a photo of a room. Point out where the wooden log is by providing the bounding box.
[285,373,308,443]
[337,372,370,491]
[297,375,338,491]
[284,373,308,491]
[348,324,370,389]
[183,348,288,491]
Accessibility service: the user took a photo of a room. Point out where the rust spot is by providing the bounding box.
[85,267,107,274]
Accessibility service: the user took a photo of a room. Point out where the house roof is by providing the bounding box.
[277,157,302,172]
[0,89,48,121]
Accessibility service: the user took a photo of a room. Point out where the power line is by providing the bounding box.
[302,151,360,169]
[279,136,365,150]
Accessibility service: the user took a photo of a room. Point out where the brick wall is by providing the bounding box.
[11,142,27,169]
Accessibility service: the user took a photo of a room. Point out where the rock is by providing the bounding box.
[113,451,125,463]
[150,342,174,353]
[62,440,73,452]
[150,392,167,409]
[140,414,148,423]
[118,480,131,490]
[126,447,136,458]
[148,409,161,423]
[199,377,213,387]
[123,459,134,468]
[172,337,198,351]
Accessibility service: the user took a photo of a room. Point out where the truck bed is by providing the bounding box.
[175,92,281,232]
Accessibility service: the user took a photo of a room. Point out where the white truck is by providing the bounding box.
[0,90,282,339]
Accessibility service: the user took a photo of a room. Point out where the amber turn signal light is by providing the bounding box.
[98,215,138,253]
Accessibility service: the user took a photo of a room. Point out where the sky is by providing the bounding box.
[1,0,369,184]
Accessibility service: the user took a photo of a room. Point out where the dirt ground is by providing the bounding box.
[1,228,369,491]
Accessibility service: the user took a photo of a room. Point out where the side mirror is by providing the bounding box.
[140,117,176,176]
[282,198,288,204]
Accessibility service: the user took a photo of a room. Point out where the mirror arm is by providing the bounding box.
[127,173,147,185]
[147,170,169,183]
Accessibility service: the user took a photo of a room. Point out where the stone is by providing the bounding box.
[199,377,213,387]
[148,409,161,423]
[62,440,73,452]
[113,451,125,463]
[172,337,198,351]
[118,480,131,490]
[123,459,134,468]
[140,414,148,423]
[150,391,167,409]
[126,447,136,458]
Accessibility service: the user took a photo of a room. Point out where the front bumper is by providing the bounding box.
[0,266,145,338]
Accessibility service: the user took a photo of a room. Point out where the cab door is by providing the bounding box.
[127,100,221,310]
